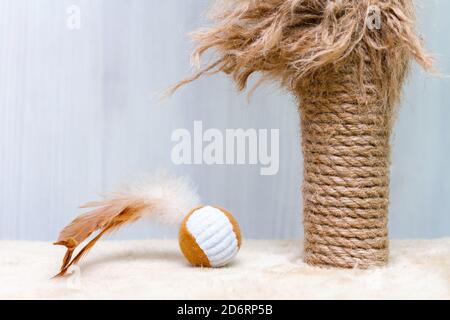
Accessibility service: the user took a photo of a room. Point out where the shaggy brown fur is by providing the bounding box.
[172,0,431,102]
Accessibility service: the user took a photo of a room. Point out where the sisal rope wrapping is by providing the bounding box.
[174,0,432,268]
[299,63,392,268]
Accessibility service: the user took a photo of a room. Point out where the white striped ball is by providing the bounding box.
[178,206,241,267]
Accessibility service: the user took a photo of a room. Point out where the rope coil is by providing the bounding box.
[300,65,391,268]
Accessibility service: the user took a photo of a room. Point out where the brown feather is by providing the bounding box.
[54,225,113,277]
[54,199,146,277]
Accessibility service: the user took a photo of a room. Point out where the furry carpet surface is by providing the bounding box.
[1,239,449,300]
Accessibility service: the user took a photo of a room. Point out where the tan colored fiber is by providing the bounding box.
[173,0,432,268]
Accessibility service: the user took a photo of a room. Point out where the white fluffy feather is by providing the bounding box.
[122,172,201,225]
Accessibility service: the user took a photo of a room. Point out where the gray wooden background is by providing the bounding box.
[0,0,449,241]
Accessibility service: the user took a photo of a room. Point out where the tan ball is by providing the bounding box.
[178,205,242,267]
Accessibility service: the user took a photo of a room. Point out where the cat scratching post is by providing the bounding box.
[175,0,431,268]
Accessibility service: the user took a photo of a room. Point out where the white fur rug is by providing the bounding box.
[1,239,449,300]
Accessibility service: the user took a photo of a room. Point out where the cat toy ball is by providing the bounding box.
[179,205,241,268]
